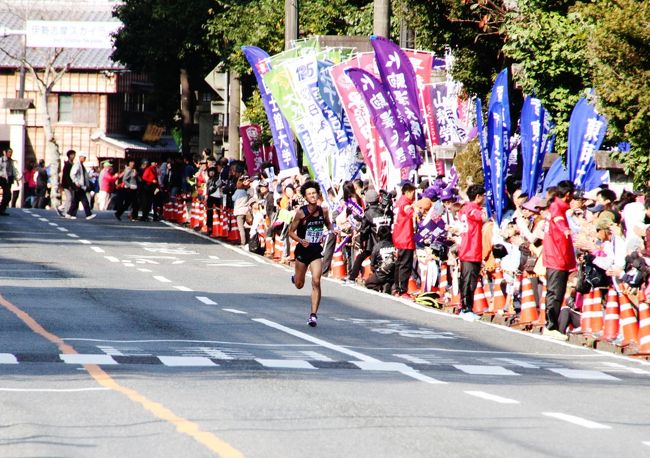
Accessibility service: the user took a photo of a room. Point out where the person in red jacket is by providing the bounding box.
[138,159,159,221]
[542,180,577,336]
[458,184,486,319]
[392,181,417,297]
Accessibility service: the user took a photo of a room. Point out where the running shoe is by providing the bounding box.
[86,214,97,220]
[308,313,317,327]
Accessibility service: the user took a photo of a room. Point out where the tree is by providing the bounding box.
[112,0,218,155]
[583,0,650,187]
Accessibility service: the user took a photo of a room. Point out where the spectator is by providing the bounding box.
[66,151,96,220]
[365,225,397,293]
[392,181,417,297]
[34,159,49,209]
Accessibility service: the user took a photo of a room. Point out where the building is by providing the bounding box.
[0,0,178,204]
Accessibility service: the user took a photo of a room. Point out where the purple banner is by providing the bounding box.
[345,68,418,169]
[488,102,507,225]
[371,36,426,155]
[242,46,299,177]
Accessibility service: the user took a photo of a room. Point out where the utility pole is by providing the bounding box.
[373,0,391,38]
[285,0,298,50]
[227,71,241,160]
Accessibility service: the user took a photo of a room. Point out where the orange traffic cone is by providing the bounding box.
[580,290,594,334]
[619,293,639,346]
[519,276,539,324]
[585,289,604,335]
[190,200,199,229]
[472,280,489,315]
[535,282,547,326]
[228,212,240,242]
[637,302,650,353]
[407,276,421,296]
[331,248,347,279]
[603,288,620,341]
[361,257,372,281]
[273,235,284,260]
[491,279,506,314]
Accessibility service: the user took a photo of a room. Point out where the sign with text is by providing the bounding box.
[26,21,120,49]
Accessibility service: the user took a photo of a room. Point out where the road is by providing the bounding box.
[1,208,649,457]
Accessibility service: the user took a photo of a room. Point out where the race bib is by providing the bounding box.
[305,227,324,244]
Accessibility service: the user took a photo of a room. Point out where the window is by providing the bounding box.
[124,92,146,113]
[58,94,73,122]
[57,94,98,125]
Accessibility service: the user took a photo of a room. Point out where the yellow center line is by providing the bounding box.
[0,293,244,458]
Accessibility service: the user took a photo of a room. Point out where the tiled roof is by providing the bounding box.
[0,1,125,70]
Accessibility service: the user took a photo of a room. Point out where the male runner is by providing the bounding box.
[288,180,335,327]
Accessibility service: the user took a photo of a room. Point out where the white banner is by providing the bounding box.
[26,21,120,49]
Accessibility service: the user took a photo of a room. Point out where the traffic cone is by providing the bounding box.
[407,276,421,296]
[619,293,639,346]
[491,278,507,314]
[331,248,347,279]
[637,302,650,353]
[583,289,604,335]
[199,203,208,233]
[273,235,284,260]
[190,200,199,229]
[603,288,620,341]
[580,290,594,334]
[228,212,240,242]
[264,228,274,257]
[361,257,372,281]
[472,280,489,315]
[519,276,539,324]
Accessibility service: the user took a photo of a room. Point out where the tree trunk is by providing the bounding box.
[40,88,61,208]
[180,68,196,157]
[228,71,241,160]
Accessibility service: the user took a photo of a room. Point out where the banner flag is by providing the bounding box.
[488,68,511,133]
[543,157,570,191]
[566,96,608,188]
[240,124,264,176]
[520,96,554,196]
[371,36,426,154]
[476,98,494,218]
[488,102,507,224]
[330,53,390,189]
[431,83,464,145]
[242,46,299,178]
[582,157,610,191]
[346,67,418,169]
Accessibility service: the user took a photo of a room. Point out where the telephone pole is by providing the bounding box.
[285,0,298,50]
[373,0,391,38]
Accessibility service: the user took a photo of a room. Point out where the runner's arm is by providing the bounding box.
[288,208,308,246]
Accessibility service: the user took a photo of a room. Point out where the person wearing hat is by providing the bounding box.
[97,160,119,211]
[66,151,96,220]
[348,188,392,283]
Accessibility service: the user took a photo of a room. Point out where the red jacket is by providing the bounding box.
[542,197,576,271]
[458,201,483,262]
[392,195,415,250]
[142,165,158,185]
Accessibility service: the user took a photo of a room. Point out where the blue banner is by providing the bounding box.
[489,69,511,134]
[520,96,553,197]
[582,157,610,191]
[566,96,608,189]
[542,157,570,191]
[476,98,494,218]
[488,102,507,225]
[242,46,299,177]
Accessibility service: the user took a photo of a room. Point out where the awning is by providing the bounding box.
[93,134,180,160]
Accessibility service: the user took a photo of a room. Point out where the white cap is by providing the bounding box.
[78,151,88,158]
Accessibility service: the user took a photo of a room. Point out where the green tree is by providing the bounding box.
[583,0,650,187]
[112,0,218,153]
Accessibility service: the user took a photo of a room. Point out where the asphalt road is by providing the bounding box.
[1,208,649,457]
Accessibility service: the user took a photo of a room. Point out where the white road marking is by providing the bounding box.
[398,370,447,384]
[137,268,152,273]
[643,441,650,447]
[548,368,620,381]
[97,346,125,356]
[30,214,39,217]
[91,246,105,253]
[0,353,18,364]
[172,260,185,265]
[254,318,380,363]
[105,256,120,262]
[0,387,110,392]
[173,286,193,292]
[57,227,68,232]
[38,217,48,222]
[123,263,135,267]
[494,358,540,369]
[48,222,57,226]
[60,354,118,365]
[223,308,247,314]
[542,412,611,429]
[256,359,316,370]
[601,362,650,375]
[465,391,520,404]
[78,239,91,244]
[153,275,171,283]
[158,356,217,367]
[66,233,79,238]
[454,365,520,376]
[206,262,255,267]
[393,354,431,365]
[209,255,220,260]
[353,361,415,371]
[301,351,333,362]
[196,296,217,305]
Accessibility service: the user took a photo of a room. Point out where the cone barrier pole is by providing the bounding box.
[619,293,639,346]
[603,287,620,341]
[472,280,489,315]
[519,275,539,324]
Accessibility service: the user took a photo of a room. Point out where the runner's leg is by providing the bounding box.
[309,258,323,315]
[293,259,308,289]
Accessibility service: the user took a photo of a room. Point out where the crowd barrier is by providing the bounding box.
[162,195,650,359]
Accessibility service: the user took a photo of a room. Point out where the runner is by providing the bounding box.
[288,180,336,327]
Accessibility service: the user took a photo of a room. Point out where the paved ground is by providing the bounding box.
[1,208,649,457]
